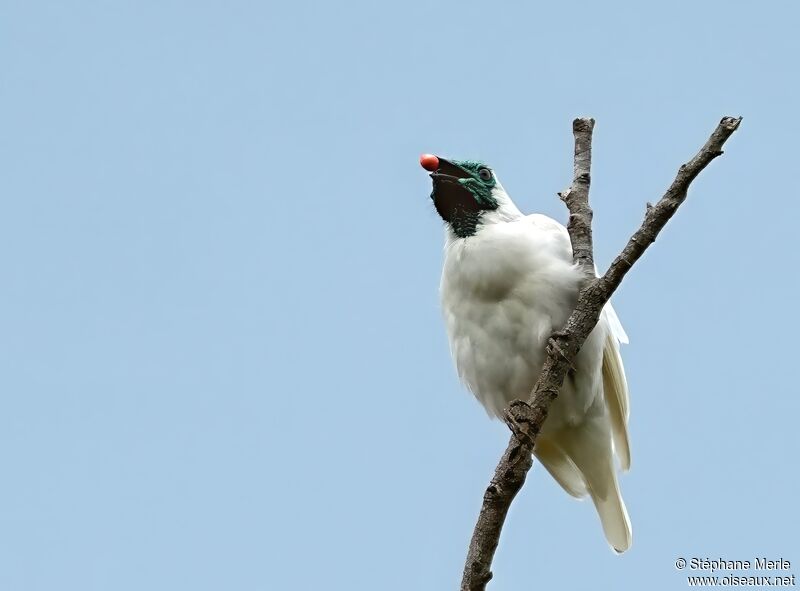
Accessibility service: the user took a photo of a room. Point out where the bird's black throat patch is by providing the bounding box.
[432,178,484,238]
[429,159,498,239]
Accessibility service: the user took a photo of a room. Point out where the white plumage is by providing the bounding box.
[439,176,632,552]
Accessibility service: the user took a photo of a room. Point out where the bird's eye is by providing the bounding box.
[478,167,492,181]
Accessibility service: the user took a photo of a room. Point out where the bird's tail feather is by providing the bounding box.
[541,416,632,552]
[587,471,631,553]
[534,438,587,498]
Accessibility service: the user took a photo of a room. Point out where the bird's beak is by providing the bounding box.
[419,154,472,183]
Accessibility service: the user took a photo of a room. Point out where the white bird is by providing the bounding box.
[421,153,632,552]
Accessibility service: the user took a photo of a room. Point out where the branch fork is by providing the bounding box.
[460,116,742,591]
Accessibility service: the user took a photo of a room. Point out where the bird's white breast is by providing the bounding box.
[440,215,603,423]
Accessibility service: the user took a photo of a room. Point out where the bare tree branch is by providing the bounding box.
[460,116,742,591]
[560,117,596,275]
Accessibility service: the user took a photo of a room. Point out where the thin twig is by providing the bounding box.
[460,116,742,591]
[561,117,596,275]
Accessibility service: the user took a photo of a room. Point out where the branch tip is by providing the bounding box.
[573,117,596,132]
[721,115,743,130]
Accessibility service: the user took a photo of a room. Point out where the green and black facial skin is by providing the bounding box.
[430,159,498,238]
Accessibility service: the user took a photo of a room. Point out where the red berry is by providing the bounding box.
[419,153,439,171]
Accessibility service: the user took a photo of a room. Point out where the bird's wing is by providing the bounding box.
[524,213,574,262]
[601,303,631,470]
[603,300,629,344]
[525,213,632,469]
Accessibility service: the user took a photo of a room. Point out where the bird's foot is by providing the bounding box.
[503,400,537,446]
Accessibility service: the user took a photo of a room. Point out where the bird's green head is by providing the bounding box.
[420,154,501,238]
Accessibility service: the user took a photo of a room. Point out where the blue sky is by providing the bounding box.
[1,1,798,589]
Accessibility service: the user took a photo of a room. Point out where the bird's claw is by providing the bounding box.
[503,400,536,445]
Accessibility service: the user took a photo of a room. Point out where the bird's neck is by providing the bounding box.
[447,209,484,239]
[447,188,523,239]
